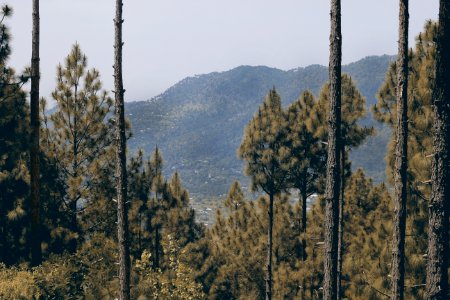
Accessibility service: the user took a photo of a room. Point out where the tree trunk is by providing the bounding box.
[337,147,346,300]
[30,0,42,267]
[391,1,409,300]
[266,192,274,300]
[323,1,342,299]
[114,0,131,299]
[300,183,307,300]
[300,181,307,261]
[70,89,79,252]
[154,225,160,269]
[426,1,449,299]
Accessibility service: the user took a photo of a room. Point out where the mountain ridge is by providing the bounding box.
[126,54,395,198]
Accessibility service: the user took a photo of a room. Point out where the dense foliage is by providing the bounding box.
[0,4,448,299]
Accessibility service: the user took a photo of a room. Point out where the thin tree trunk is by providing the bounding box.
[70,87,79,252]
[300,182,307,300]
[266,192,274,300]
[30,0,42,267]
[154,225,160,269]
[391,1,409,300]
[337,147,345,300]
[323,0,342,299]
[114,0,131,299]
[426,1,449,299]
[300,181,307,262]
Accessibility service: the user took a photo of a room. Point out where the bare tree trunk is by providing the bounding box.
[30,0,42,267]
[337,147,345,300]
[300,181,307,261]
[154,225,160,269]
[266,192,274,300]
[391,1,409,300]
[426,1,449,299]
[300,183,307,300]
[323,1,342,299]
[114,0,131,299]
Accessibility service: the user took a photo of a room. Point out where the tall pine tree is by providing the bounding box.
[391,1,409,299]
[324,0,342,298]
[0,5,31,265]
[426,1,449,298]
[114,0,131,297]
[30,0,41,267]
[42,44,115,250]
[239,89,290,300]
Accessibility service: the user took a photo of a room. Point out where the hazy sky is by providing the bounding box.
[7,0,439,103]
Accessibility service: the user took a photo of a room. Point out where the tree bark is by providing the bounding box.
[323,1,341,299]
[426,1,449,299]
[300,179,308,262]
[154,225,160,269]
[114,0,131,299]
[391,1,409,300]
[337,147,346,300]
[266,192,274,300]
[300,182,307,300]
[30,0,42,267]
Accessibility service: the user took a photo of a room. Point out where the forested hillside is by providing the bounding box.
[1,1,449,300]
[126,55,394,197]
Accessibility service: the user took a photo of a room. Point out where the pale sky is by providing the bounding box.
[6,0,439,104]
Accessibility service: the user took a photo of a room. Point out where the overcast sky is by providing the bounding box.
[6,0,439,104]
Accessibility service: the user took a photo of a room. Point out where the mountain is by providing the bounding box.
[126,55,395,198]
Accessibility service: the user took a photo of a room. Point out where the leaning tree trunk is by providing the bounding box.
[323,1,342,299]
[114,0,131,299]
[391,1,409,300]
[30,0,42,267]
[266,192,274,300]
[426,1,449,299]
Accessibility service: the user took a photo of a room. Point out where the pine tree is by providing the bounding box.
[426,1,449,298]
[0,5,31,265]
[128,149,150,257]
[324,1,342,298]
[391,1,409,299]
[374,21,446,299]
[224,180,245,212]
[312,75,373,298]
[284,90,327,299]
[30,0,41,267]
[239,89,290,300]
[114,0,131,297]
[148,146,165,270]
[42,44,115,250]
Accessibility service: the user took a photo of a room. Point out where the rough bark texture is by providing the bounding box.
[337,147,345,300]
[426,1,449,299]
[30,0,42,267]
[266,192,274,300]
[391,1,409,300]
[323,1,342,299]
[323,0,342,300]
[114,0,131,299]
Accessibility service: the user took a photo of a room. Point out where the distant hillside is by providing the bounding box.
[126,55,395,198]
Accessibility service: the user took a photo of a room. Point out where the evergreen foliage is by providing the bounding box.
[41,44,116,249]
[0,5,31,265]
[0,4,448,300]
[373,21,441,299]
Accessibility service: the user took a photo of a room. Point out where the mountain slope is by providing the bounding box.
[126,55,394,198]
